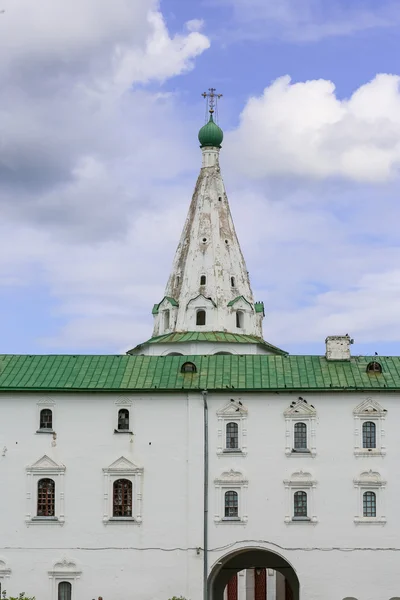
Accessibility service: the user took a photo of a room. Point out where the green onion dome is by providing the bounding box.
[198,114,223,148]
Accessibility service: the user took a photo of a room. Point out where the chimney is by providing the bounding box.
[325,335,353,361]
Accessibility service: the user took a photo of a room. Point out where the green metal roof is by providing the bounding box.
[152,296,179,315]
[129,331,287,356]
[198,114,223,148]
[0,354,399,392]
[227,296,252,308]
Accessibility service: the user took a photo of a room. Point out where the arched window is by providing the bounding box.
[58,582,72,600]
[363,491,376,517]
[231,276,235,287]
[113,479,133,517]
[294,422,307,450]
[163,310,170,330]
[342,597,358,600]
[196,310,206,326]
[362,421,376,448]
[181,362,197,373]
[37,478,55,517]
[167,352,183,356]
[118,408,129,431]
[236,310,244,328]
[293,491,307,518]
[200,275,206,285]
[226,422,239,449]
[40,408,53,430]
[366,361,382,373]
[224,491,238,518]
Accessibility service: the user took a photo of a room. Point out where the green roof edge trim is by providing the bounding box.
[227,296,253,308]
[151,296,179,315]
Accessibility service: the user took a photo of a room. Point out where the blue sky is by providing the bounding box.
[0,0,400,356]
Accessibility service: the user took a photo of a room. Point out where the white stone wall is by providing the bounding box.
[1,389,400,600]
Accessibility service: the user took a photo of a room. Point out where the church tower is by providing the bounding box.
[129,90,285,357]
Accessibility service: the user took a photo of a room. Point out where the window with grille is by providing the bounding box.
[366,361,382,373]
[37,478,55,517]
[363,491,376,517]
[118,409,130,431]
[294,422,307,450]
[196,310,206,326]
[224,490,238,518]
[40,408,53,430]
[362,421,376,448]
[113,479,133,517]
[58,582,72,600]
[226,422,239,449]
[293,491,307,518]
[181,362,197,373]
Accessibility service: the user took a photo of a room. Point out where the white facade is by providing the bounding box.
[1,389,400,599]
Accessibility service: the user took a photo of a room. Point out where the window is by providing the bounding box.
[293,491,308,518]
[294,422,307,451]
[226,422,239,449]
[196,309,206,325]
[363,491,376,517]
[58,582,72,600]
[231,276,235,287]
[102,457,143,524]
[362,421,376,449]
[200,275,206,285]
[0,559,11,581]
[37,478,55,517]
[181,361,197,373]
[118,409,130,431]
[217,400,248,455]
[366,361,382,374]
[353,398,386,456]
[40,408,53,430]
[284,398,317,457]
[113,479,132,517]
[163,310,170,330]
[224,491,238,518]
[284,471,317,524]
[354,470,386,524]
[214,470,248,523]
[236,311,244,328]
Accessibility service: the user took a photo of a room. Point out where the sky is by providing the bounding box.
[0,0,400,357]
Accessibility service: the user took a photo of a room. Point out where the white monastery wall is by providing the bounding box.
[1,390,400,599]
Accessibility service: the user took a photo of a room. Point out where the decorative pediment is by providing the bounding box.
[103,456,143,475]
[354,470,386,486]
[217,399,248,417]
[353,397,387,417]
[187,294,216,308]
[227,296,253,310]
[215,469,248,485]
[36,396,55,406]
[152,296,179,314]
[26,455,65,473]
[285,470,314,484]
[49,557,81,578]
[284,397,317,417]
[0,557,11,577]
[115,396,133,406]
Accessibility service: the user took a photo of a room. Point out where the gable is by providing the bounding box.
[217,399,248,417]
[227,296,253,310]
[187,294,216,308]
[103,456,143,473]
[353,397,386,417]
[27,454,65,472]
[284,398,317,417]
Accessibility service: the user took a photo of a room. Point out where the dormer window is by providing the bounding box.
[196,309,206,326]
[181,362,197,374]
[236,310,244,328]
[366,361,382,374]
[200,275,206,286]
[231,277,235,287]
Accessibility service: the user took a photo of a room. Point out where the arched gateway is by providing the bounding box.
[208,547,300,600]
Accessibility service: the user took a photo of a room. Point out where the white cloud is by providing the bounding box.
[225,74,400,183]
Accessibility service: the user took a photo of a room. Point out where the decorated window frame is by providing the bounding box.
[36,397,55,434]
[25,455,66,526]
[48,558,81,600]
[284,398,317,457]
[102,456,143,524]
[354,470,386,525]
[0,557,11,584]
[114,396,133,434]
[353,398,387,457]
[284,470,318,524]
[216,399,248,455]
[214,469,248,524]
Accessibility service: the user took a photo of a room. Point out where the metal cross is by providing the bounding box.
[202,88,223,114]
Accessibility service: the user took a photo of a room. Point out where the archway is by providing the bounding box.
[208,547,300,600]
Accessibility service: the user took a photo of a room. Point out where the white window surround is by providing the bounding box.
[216,400,248,455]
[0,558,11,580]
[214,469,248,524]
[48,558,81,600]
[354,470,386,525]
[284,471,318,524]
[26,455,65,526]
[114,397,133,434]
[102,456,143,525]
[284,398,317,457]
[36,397,55,433]
[353,398,387,457]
